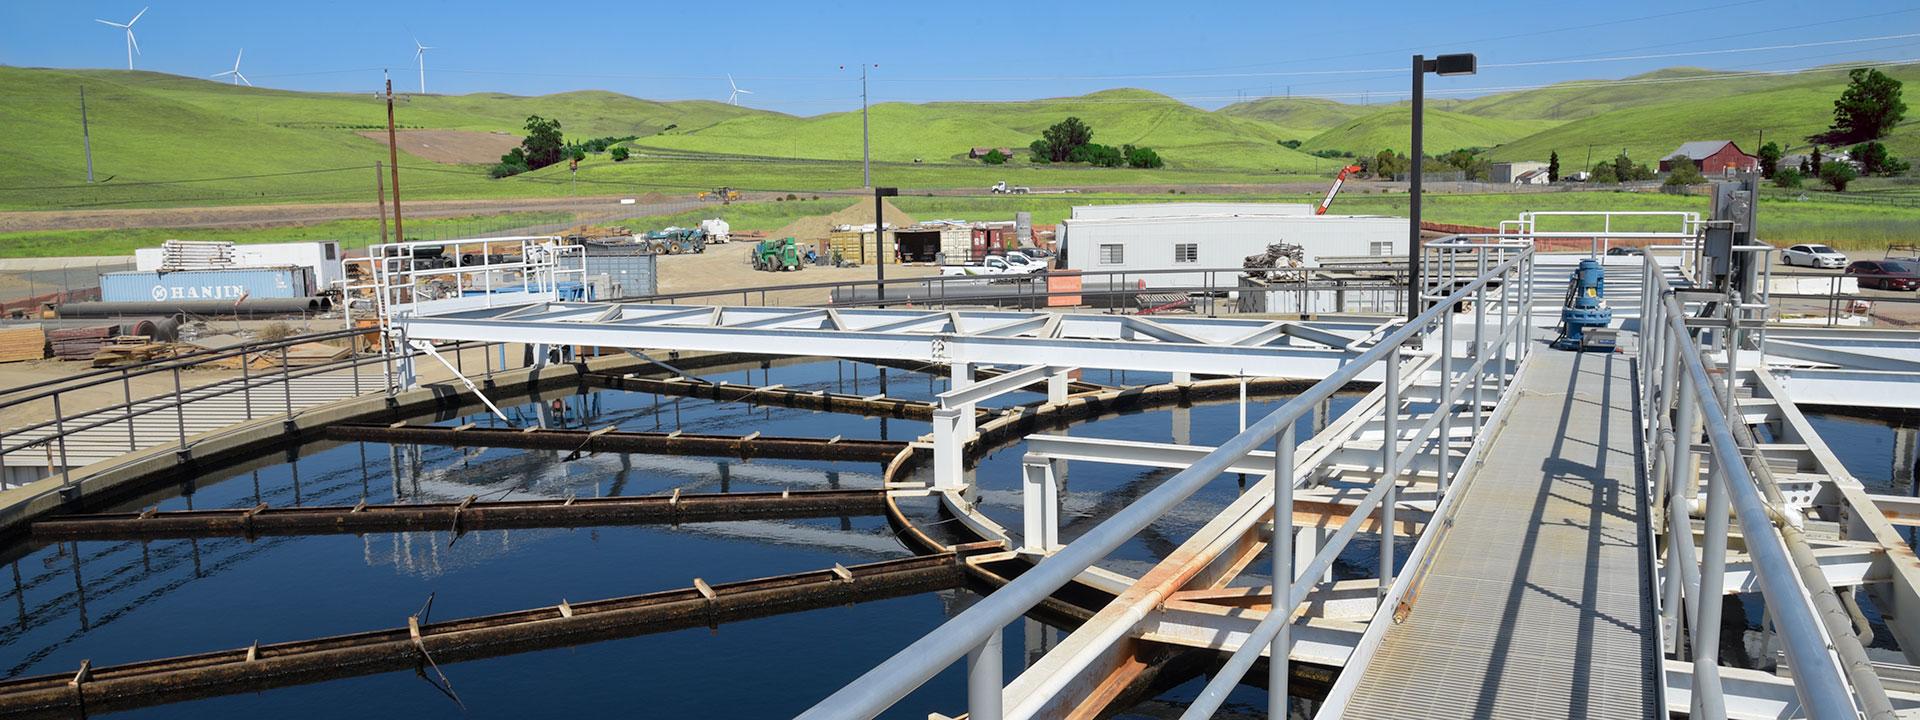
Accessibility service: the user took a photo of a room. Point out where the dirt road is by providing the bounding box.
[0,195,757,234]
[654,241,937,306]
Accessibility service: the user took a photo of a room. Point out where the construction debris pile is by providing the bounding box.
[1242,242,1307,282]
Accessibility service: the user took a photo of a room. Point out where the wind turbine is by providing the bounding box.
[211,49,251,86]
[726,74,753,106]
[95,7,148,70]
[414,39,434,94]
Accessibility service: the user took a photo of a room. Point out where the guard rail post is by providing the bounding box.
[1379,345,1400,600]
[281,345,294,424]
[121,369,136,448]
[51,393,69,483]
[1270,424,1296,719]
[171,366,187,453]
[240,351,254,420]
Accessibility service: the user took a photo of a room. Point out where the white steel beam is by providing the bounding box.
[1023,435,1276,476]
[939,365,1063,409]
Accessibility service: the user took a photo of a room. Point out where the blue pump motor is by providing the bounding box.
[1553,258,1613,350]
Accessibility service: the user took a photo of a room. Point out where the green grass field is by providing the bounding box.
[4,62,1915,215]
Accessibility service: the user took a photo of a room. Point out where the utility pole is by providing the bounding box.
[874,187,898,305]
[79,87,95,183]
[384,74,404,243]
[1408,53,1476,322]
[844,64,877,188]
[375,162,388,244]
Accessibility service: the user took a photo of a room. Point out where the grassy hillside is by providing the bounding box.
[1488,65,1920,164]
[1299,108,1560,155]
[1446,67,1803,121]
[1212,97,1379,143]
[638,88,1324,171]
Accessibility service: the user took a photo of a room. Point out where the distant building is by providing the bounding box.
[969,147,1016,159]
[1513,168,1552,185]
[1659,141,1759,175]
[1490,161,1550,184]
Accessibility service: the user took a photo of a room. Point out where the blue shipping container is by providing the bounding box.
[99,267,314,303]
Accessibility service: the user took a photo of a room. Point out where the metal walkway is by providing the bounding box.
[1335,341,1659,719]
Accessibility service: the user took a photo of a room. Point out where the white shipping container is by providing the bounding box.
[1061,214,1407,289]
[135,242,345,288]
[1069,202,1314,220]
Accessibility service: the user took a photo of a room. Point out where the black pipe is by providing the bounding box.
[54,297,332,318]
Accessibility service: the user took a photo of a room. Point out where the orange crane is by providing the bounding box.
[1316,165,1364,215]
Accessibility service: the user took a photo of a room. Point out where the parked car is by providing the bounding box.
[1846,259,1920,291]
[1782,244,1848,268]
[1605,246,1644,256]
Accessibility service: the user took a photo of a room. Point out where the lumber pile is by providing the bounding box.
[49,325,120,361]
[90,337,194,367]
[0,324,47,362]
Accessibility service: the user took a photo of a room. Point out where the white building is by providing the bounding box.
[1058,213,1407,289]
[1490,161,1550,184]
[1069,202,1314,220]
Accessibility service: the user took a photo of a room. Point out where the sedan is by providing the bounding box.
[1782,244,1849,268]
[1846,260,1920,291]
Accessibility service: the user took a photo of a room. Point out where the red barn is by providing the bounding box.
[1659,141,1759,175]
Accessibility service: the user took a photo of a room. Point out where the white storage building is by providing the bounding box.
[1059,213,1407,289]
[1069,202,1314,220]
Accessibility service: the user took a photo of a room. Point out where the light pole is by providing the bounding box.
[1408,53,1476,321]
[875,187,898,306]
[843,64,878,188]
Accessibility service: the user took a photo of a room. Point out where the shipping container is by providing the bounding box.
[100,267,316,303]
[1068,202,1314,220]
[1059,214,1407,289]
[135,241,344,288]
[583,251,659,299]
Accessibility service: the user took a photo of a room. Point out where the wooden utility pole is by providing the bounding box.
[384,75,404,243]
[80,87,95,183]
[375,162,388,244]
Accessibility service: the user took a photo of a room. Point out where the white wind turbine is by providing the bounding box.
[95,7,148,70]
[726,74,753,106]
[211,49,251,86]
[414,39,434,94]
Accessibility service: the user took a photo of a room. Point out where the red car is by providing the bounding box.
[1847,259,1920,291]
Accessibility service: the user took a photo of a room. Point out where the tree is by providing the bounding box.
[489,147,531,179]
[1850,140,1910,176]
[1373,149,1409,179]
[1125,145,1164,169]
[1028,140,1052,163]
[1819,160,1858,191]
[609,146,630,162]
[1041,117,1094,163]
[1071,143,1124,167]
[981,149,1008,165]
[1811,68,1907,145]
[1589,161,1619,184]
[1664,157,1704,186]
[1547,151,1561,183]
[1757,141,1782,178]
[1811,145,1824,173]
[1278,139,1303,149]
[1773,168,1803,189]
[517,115,566,170]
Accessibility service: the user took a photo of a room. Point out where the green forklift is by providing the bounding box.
[751,237,803,272]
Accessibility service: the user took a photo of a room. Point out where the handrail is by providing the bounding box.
[0,326,366,406]
[795,240,1530,720]
[1645,259,1862,718]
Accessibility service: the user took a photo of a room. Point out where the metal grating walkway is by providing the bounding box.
[1338,342,1660,719]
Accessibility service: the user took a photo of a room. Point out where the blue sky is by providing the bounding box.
[3,0,1917,114]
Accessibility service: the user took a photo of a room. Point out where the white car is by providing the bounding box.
[1781,244,1848,269]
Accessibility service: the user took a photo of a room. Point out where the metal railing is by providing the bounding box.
[796,238,1535,720]
[0,328,517,490]
[1637,251,1870,719]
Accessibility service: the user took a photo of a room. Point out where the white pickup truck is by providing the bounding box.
[940,252,1046,277]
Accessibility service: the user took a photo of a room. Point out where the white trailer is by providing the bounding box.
[1059,214,1407,289]
[1068,202,1314,220]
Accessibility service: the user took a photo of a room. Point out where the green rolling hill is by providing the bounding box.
[0,61,1915,213]
[637,88,1324,171]
[1298,107,1561,155]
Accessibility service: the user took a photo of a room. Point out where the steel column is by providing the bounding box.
[1380,346,1400,599]
[1270,426,1296,719]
